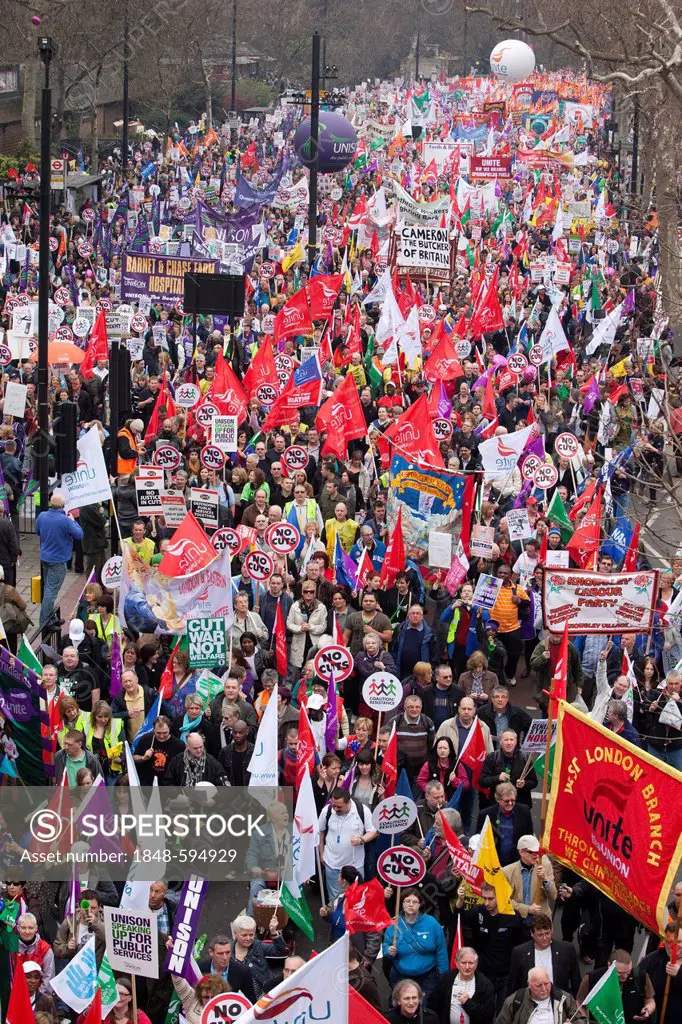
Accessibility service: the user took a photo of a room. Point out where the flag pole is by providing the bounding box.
[131,973,139,1024]
[659,907,681,1024]
[315,846,327,907]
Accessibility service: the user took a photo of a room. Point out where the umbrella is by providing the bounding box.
[47,341,85,365]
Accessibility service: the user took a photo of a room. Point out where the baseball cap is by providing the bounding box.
[68,619,85,646]
[307,694,325,710]
[518,835,540,852]
[22,961,42,974]
[485,619,500,632]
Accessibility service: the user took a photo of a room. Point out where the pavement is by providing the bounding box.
[17,529,85,638]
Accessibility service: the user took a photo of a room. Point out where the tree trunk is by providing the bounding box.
[655,91,682,347]
[90,67,102,170]
[21,58,38,146]
[200,60,212,128]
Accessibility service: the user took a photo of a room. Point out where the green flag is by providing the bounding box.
[534,740,555,791]
[98,954,119,1016]
[17,636,42,676]
[590,282,602,313]
[280,880,315,941]
[546,490,574,543]
[582,962,625,1024]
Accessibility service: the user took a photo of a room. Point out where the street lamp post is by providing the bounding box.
[38,37,56,523]
[306,31,321,269]
[122,0,129,177]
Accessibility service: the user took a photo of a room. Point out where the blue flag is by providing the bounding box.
[334,535,358,590]
[601,516,633,564]
[131,691,163,753]
[287,504,306,557]
[293,353,322,387]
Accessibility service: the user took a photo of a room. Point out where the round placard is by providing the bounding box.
[256,383,278,406]
[533,463,559,489]
[282,446,309,471]
[244,550,274,582]
[528,344,544,366]
[372,796,419,835]
[377,845,427,887]
[418,304,437,324]
[53,287,71,306]
[454,339,471,359]
[0,345,12,367]
[212,528,241,555]
[200,445,226,471]
[433,418,453,442]
[361,672,402,712]
[195,402,220,428]
[72,316,92,339]
[175,382,201,408]
[521,455,542,480]
[313,644,353,683]
[260,262,275,280]
[131,313,148,334]
[507,353,528,375]
[54,326,74,343]
[264,521,300,554]
[101,555,123,590]
[200,991,252,1024]
[77,241,93,258]
[554,432,579,459]
[153,446,182,471]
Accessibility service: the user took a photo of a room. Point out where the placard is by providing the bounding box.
[428,531,452,569]
[506,508,532,542]
[190,488,219,530]
[101,555,123,590]
[377,846,426,887]
[372,795,418,835]
[160,491,188,527]
[313,644,353,683]
[545,550,569,568]
[470,524,495,558]
[396,225,451,272]
[3,382,27,419]
[472,573,503,611]
[187,616,227,669]
[361,672,402,712]
[469,155,513,180]
[212,415,238,451]
[135,467,164,516]
[103,907,158,979]
[521,718,557,754]
[542,568,659,634]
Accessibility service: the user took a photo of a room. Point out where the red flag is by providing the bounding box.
[450,916,463,969]
[381,723,398,797]
[459,475,477,557]
[537,528,548,566]
[551,619,569,702]
[345,878,394,933]
[379,506,405,589]
[307,274,343,320]
[349,988,389,1024]
[145,378,177,442]
[567,487,603,567]
[356,547,373,591]
[482,374,496,421]
[568,478,596,522]
[83,990,101,1024]
[242,338,279,399]
[382,395,445,468]
[6,943,36,1024]
[423,332,464,382]
[439,809,483,892]
[159,637,183,698]
[469,271,505,337]
[80,309,109,380]
[296,705,317,790]
[261,372,323,430]
[274,597,288,677]
[203,350,248,420]
[157,511,217,578]
[622,522,640,572]
[315,374,367,460]
[334,612,345,646]
[273,288,313,344]
[457,718,487,791]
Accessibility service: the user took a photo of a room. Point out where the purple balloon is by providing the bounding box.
[523,366,537,382]
[293,110,357,173]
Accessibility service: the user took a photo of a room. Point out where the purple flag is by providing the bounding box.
[437,381,452,419]
[340,761,356,791]
[583,376,601,415]
[325,672,339,754]
[623,288,635,315]
[163,877,209,980]
[66,875,81,917]
[109,630,123,698]
[521,432,546,461]
[513,479,533,509]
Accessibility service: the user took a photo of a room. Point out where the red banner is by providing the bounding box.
[543,702,682,936]
[469,155,513,180]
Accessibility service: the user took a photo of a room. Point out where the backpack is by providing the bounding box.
[0,584,32,634]
[322,797,367,833]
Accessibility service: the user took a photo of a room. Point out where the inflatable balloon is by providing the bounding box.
[490,40,536,83]
[293,111,357,173]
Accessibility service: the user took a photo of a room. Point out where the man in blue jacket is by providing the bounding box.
[392,604,436,679]
[35,493,84,627]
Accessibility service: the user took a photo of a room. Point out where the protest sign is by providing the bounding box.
[160,491,188,526]
[506,509,532,542]
[105,311,132,337]
[544,701,682,935]
[444,540,470,595]
[163,877,209,978]
[472,573,502,611]
[121,255,218,306]
[190,488,219,530]
[135,467,165,516]
[469,155,513,179]
[542,568,659,634]
[470,524,495,558]
[521,718,558,753]
[372,795,418,835]
[3,382,27,418]
[392,180,449,225]
[428,531,452,569]
[396,226,452,274]
[423,141,457,169]
[388,456,465,562]
[212,415,238,451]
[545,550,570,568]
[62,425,113,513]
[187,616,227,669]
[103,907,159,978]
[377,846,426,887]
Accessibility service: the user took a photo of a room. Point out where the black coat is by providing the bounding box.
[478,703,532,743]
[79,503,108,555]
[475,804,534,866]
[111,684,169,723]
[0,516,19,571]
[162,750,227,785]
[507,940,581,996]
[479,750,537,808]
[438,969,496,1024]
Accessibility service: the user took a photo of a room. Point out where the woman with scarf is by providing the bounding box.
[174,694,212,746]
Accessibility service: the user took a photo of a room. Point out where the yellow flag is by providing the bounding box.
[474,817,516,915]
[611,356,631,378]
[282,241,305,274]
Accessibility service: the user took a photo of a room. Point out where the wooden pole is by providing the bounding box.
[131,973,139,1024]
[659,910,681,1024]
[392,885,401,946]
[373,711,382,761]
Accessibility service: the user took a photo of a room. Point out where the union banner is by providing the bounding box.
[543,702,682,936]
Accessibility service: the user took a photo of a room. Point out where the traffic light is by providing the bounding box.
[53,401,77,475]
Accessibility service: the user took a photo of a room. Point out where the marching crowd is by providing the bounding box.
[0,62,680,1024]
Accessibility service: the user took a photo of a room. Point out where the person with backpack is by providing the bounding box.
[318,787,377,903]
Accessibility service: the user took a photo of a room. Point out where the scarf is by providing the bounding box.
[180,713,202,741]
[183,750,206,786]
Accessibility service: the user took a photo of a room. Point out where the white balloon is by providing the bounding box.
[490,39,536,82]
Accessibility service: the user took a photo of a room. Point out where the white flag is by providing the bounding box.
[396,305,422,370]
[248,683,278,789]
[50,935,98,1013]
[293,768,320,887]
[62,424,112,512]
[538,304,570,365]
[478,423,536,479]
[238,935,349,1024]
[363,265,392,305]
[585,302,624,355]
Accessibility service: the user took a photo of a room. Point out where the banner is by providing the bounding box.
[542,568,659,634]
[187,616,227,669]
[517,147,574,171]
[422,141,457,169]
[392,181,449,225]
[469,155,513,180]
[234,162,285,209]
[388,455,465,561]
[62,425,113,513]
[544,701,682,935]
[121,254,218,306]
[396,226,452,273]
[0,645,50,784]
[50,935,99,1013]
[163,876,209,980]
[119,545,232,635]
[103,907,159,978]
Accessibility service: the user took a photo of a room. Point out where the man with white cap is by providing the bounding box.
[502,835,557,919]
[23,960,59,1018]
